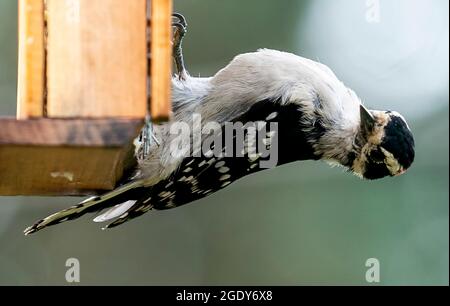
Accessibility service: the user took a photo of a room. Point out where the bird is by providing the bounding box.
[24,14,415,235]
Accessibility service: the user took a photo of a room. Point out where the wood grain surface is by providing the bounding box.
[46,0,148,118]
[17,0,45,119]
[0,118,143,196]
[150,0,173,122]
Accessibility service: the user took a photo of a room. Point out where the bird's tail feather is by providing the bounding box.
[92,200,137,224]
[99,199,153,230]
[24,181,144,236]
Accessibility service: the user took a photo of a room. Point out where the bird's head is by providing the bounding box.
[351,105,415,180]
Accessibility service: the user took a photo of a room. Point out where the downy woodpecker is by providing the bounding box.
[24,14,415,235]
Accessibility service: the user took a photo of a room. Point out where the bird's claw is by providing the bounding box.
[172,13,187,29]
[172,13,188,80]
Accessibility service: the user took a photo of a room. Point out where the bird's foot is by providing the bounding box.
[172,13,188,81]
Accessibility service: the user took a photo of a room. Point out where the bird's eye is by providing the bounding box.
[369,147,386,164]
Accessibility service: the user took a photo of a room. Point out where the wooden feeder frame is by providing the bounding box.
[0,0,173,196]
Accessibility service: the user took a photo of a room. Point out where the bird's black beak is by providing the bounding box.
[360,105,376,135]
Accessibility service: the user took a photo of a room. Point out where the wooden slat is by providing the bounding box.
[151,0,173,122]
[0,118,143,146]
[0,146,127,196]
[0,117,143,196]
[17,0,45,119]
[46,0,148,118]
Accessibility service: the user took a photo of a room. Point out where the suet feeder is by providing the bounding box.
[0,0,173,196]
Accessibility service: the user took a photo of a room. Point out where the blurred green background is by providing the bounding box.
[0,0,448,285]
